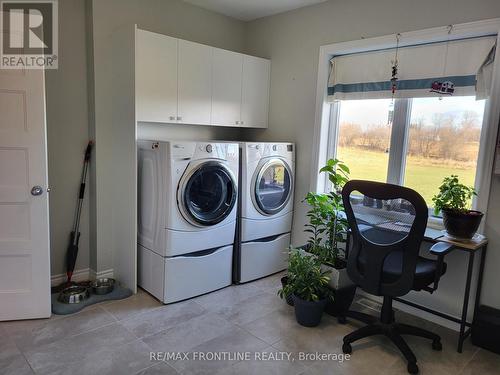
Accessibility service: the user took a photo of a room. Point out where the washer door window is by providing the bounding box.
[254,158,292,215]
[181,162,237,226]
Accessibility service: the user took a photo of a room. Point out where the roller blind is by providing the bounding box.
[327,36,496,101]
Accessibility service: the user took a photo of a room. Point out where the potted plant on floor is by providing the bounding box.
[278,249,332,327]
[302,158,356,317]
[432,175,483,239]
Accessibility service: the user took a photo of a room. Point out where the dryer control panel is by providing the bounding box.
[169,142,238,162]
[245,142,294,163]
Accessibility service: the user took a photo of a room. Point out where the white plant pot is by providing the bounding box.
[297,248,353,290]
[321,264,353,290]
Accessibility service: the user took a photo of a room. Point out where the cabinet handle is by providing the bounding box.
[169,116,175,121]
[240,121,244,125]
[177,116,182,121]
[235,121,240,125]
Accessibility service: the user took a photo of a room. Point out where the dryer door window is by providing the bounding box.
[182,162,237,226]
[254,159,292,215]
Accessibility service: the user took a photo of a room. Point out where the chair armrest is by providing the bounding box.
[422,242,454,294]
[429,242,454,256]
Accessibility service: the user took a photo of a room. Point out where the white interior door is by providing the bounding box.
[0,46,51,320]
[136,29,178,123]
[211,48,243,126]
[178,40,212,125]
[241,55,270,128]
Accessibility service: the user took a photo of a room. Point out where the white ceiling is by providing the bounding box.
[182,0,329,21]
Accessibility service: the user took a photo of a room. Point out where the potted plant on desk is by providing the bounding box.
[302,159,356,318]
[278,249,332,327]
[432,175,483,239]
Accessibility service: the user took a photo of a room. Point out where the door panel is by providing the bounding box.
[211,48,243,126]
[241,56,270,128]
[136,30,178,123]
[0,90,26,130]
[178,40,212,125]
[0,31,50,320]
[0,148,29,202]
[0,255,32,291]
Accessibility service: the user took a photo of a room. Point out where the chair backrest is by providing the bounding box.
[342,180,428,297]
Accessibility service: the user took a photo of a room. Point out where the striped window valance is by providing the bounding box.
[327,35,496,101]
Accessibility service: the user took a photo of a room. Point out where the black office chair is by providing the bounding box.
[341,180,454,374]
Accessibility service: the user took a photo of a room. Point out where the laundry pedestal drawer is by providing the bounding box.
[240,232,290,283]
[138,244,233,303]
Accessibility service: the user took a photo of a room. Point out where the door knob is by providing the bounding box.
[31,186,44,196]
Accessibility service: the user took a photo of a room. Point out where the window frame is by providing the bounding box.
[327,96,486,227]
[311,19,500,232]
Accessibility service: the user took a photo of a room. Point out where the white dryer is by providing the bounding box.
[137,140,238,303]
[235,142,295,283]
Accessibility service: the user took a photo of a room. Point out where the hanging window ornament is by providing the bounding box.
[430,25,455,97]
[390,33,401,101]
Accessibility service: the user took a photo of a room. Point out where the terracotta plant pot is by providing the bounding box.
[442,209,483,239]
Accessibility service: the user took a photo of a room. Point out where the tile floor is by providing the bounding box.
[1,272,500,375]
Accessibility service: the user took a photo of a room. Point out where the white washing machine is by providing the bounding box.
[137,140,239,303]
[235,142,295,283]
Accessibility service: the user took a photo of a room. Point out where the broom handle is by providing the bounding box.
[71,142,93,244]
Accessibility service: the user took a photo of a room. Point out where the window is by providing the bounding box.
[336,99,393,183]
[330,96,486,212]
[404,97,485,206]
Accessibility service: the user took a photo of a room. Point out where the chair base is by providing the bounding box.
[341,298,442,374]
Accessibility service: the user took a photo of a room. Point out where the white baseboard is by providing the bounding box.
[51,268,114,287]
[51,268,90,286]
[89,268,114,280]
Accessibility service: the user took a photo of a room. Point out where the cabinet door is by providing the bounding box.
[136,30,178,123]
[178,40,212,125]
[211,49,243,127]
[241,55,270,128]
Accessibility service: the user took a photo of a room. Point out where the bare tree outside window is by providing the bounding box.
[335,97,485,206]
[336,99,392,183]
[404,97,485,206]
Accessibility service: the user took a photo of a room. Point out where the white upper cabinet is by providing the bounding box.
[211,48,243,127]
[241,55,270,128]
[135,29,270,128]
[178,40,212,125]
[136,30,178,123]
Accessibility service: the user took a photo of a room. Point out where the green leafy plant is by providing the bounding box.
[303,159,349,268]
[432,175,477,216]
[278,249,332,302]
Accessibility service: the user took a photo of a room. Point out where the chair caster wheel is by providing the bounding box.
[432,340,442,351]
[407,362,419,374]
[342,343,352,354]
[338,316,347,324]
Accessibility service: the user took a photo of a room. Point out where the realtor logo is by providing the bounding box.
[1,0,58,69]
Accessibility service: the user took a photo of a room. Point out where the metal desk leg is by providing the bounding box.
[473,245,487,314]
[458,251,475,353]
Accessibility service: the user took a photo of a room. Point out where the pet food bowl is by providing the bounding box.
[58,285,90,304]
[90,278,115,295]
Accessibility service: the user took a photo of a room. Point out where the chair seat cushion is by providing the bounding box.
[358,250,447,290]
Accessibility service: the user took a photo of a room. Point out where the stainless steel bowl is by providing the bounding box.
[90,278,115,295]
[58,285,90,304]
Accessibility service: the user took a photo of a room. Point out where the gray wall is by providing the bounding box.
[88,0,247,273]
[47,0,246,277]
[243,0,500,311]
[46,0,90,277]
